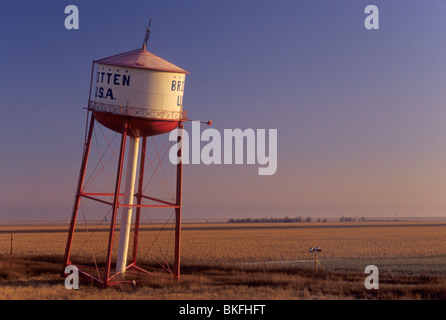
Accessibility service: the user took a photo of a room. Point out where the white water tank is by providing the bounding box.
[89,47,189,137]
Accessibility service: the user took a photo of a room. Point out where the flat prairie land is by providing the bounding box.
[0,220,446,300]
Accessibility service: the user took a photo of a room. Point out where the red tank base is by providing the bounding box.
[94,112,182,137]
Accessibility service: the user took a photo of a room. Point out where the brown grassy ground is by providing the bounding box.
[0,221,446,299]
[0,254,445,300]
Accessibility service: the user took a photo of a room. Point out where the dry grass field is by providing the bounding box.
[1,220,446,300]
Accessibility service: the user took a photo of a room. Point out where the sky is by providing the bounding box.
[1,0,446,221]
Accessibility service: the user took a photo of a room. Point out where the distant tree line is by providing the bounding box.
[227,216,327,223]
[227,216,368,223]
[339,216,366,222]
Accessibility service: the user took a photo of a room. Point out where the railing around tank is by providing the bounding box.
[88,101,187,121]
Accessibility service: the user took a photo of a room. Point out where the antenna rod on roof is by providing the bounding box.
[142,18,152,49]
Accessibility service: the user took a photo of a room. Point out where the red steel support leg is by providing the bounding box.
[63,113,95,270]
[174,123,184,280]
[132,136,147,265]
[104,120,128,286]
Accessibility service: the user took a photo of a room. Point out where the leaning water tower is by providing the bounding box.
[63,22,189,286]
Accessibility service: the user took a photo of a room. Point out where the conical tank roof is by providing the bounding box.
[95,47,189,74]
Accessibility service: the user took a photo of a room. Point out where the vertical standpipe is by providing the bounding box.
[116,136,140,276]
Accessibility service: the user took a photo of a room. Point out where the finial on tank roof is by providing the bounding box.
[142,18,152,49]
